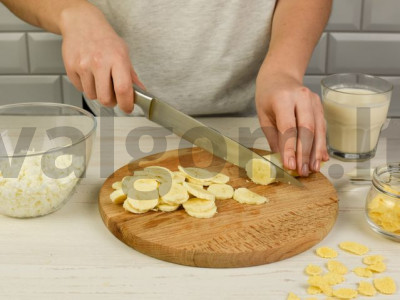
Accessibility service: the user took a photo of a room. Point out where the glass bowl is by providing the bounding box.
[365,163,400,241]
[0,103,97,218]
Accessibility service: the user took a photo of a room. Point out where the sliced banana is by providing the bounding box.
[207,183,234,200]
[123,200,148,214]
[178,166,216,181]
[160,182,189,205]
[182,197,216,212]
[110,189,127,204]
[210,173,230,184]
[111,181,122,190]
[185,205,217,219]
[172,171,186,184]
[133,170,154,178]
[133,178,159,192]
[183,182,215,201]
[187,177,213,186]
[233,187,268,205]
[144,166,173,183]
[245,158,277,185]
[126,197,159,211]
[157,199,181,212]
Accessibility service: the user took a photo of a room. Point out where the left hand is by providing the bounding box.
[255,70,329,177]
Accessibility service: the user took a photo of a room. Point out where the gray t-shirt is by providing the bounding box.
[88,0,276,116]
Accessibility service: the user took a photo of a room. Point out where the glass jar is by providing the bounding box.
[0,103,96,218]
[366,163,400,241]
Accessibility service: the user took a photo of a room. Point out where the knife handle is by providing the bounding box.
[133,84,154,118]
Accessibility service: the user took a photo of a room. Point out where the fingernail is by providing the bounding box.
[314,160,320,172]
[302,164,309,176]
[289,157,296,170]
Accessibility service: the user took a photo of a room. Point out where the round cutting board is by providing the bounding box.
[99,147,338,268]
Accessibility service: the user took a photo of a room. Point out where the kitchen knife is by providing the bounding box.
[133,85,303,187]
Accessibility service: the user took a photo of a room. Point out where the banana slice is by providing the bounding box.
[111,181,122,190]
[133,170,154,178]
[172,171,186,184]
[144,166,173,183]
[157,199,181,212]
[178,166,216,181]
[133,178,159,192]
[245,158,277,185]
[160,182,189,205]
[210,173,230,184]
[110,189,127,204]
[182,197,216,212]
[187,177,213,186]
[185,205,217,219]
[263,153,299,177]
[233,188,268,205]
[126,197,159,211]
[123,199,148,214]
[183,182,215,201]
[207,183,234,200]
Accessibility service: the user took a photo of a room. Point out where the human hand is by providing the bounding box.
[255,70,329,177]
[60,2,144,113]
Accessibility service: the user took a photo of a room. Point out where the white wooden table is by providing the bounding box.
[1,117,399,300]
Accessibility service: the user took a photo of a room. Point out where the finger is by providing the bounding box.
[131,67,146,90]
[112,62,134,113]
[275,101,297,170]
[258,112,279,153]
[80,71,97,100]
[93,67,116,107]
[295,98,315,177]
[65,70,83,92]
[309,96,327,172]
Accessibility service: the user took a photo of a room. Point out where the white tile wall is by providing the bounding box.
[306,33,327,74]
[0,76,62,104]
[0,1,400,116]
[62,76,82,107]
[0,33,28,74]
[326,0,362,31]
[328,33,400,75]
[28,33,65,74]
[363,0,400,32]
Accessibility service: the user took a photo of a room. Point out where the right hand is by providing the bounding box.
[60,2,145,113]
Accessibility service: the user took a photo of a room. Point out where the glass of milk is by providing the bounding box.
[321,73,392,161]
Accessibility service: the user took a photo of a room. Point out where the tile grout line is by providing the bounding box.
[360,0,365,31]
[324,32,330,75]
[24,32,31,74]
[60,75,65,104]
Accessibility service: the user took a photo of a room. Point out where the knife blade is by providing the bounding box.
[133,85,303,187]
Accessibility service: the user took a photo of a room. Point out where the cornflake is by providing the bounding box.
[307,276,333,296]
[332,288,358,299]
[367,261,386,273]
[373,277,397,295]
[363,255,385,265]
[304,264,322,276]
[353,267,373,278]
[315,247,338,259]
[326,260,348,275]
[306,286,321,295]
[358,281,377,296]
[339,241,369,255]
[323,272,345,285]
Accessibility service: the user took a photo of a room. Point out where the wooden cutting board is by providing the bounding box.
[99,147,338,268]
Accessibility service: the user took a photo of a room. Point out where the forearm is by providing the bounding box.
[260,0,332,81]
[0,0,97,34]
